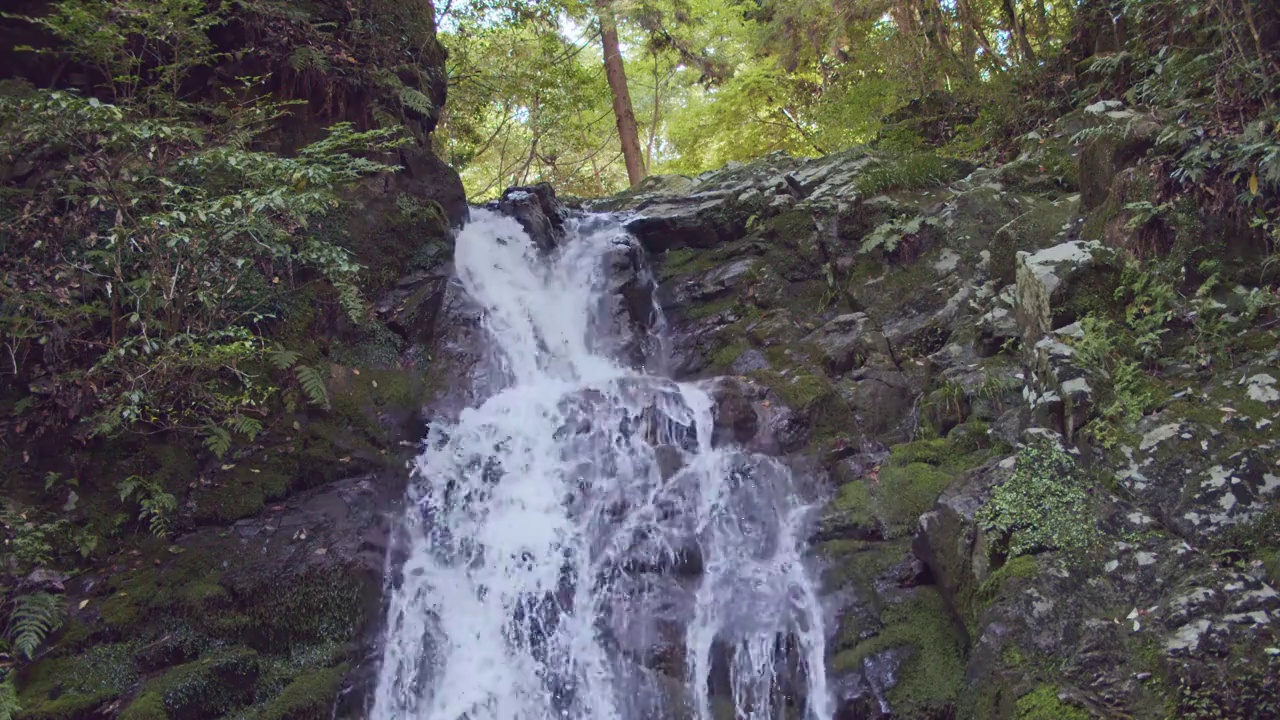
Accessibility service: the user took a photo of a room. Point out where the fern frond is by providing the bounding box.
[8,593,64,659]
[0,673,18,720]
[226,415,263,441]
[332,281,366,324]
[295,365,330,409]
[268,348,301,370]
[203,424,233,459]
[399,87,435,118]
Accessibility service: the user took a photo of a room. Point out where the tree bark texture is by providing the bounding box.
[597,0,647,187]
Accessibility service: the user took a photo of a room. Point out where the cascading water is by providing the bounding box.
[372,207,833,720]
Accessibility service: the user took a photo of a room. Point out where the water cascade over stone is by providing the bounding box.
[371,207,832,720]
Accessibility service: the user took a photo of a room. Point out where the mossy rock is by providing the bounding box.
[234,566,372,653]
[191,463,290,525]
[990,198,1080,286]
[818,537,917,646]
[1013,685,1090,720]
[253,664,348,720]
[876,462,954,537]
[832,587,966,717]
[870,432,1005,538]
[138,648,261,720]
[16,644,140,720]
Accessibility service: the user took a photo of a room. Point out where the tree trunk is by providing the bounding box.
[597,0,646,187]
[1003,0,1037,63]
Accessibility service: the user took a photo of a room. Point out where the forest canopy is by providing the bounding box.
[435,0,1280,200]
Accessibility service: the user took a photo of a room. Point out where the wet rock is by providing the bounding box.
[654,444,686,480]
[498,182,566,251]
[709,378,759,448]
[598,234,659,367]
[805,313,894,375]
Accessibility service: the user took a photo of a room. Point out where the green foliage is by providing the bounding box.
[7,0,223,110]
[5,593,64,660]
[861,216,941,256]
[0,83,397,441]
[0,675,16,720]
[295,366,331,409]
[979,440,1098,558]
[117,476,178,538]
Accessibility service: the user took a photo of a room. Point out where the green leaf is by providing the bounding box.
[295,365,330,409]
[0,672,18,720]
[226,415,263,442]
[7,593,64,660]
[268,348,301,371]
[203,424,233,459]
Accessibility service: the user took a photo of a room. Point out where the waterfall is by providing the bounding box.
[371,208,833,720]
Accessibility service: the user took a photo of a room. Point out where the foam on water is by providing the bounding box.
[372,208,832,720]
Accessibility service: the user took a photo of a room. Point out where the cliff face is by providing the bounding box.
[2,3,475,718]
[593,106,1279,718]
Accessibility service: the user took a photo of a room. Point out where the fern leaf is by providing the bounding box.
[399,87,435,118]
[203,424,233,459]
[226,415,263,441]
[8,593,64,659]
[295,365,330,408]
[268,348,301,370]
[0,674,18,720]
[333,281,366,324]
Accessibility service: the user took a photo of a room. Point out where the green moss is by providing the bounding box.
[329,323,404,369]
[120,692,168,720]
[833,588,965,716]
[819,538,915,627]
[748,369,831,411]
[709,342,749,372]
[148,443,199,495]
[659,247,722,280]
[255,664,348,720]
[890,438,953,466]
[1001,644,1026,669]
[239,566,370,652]
[191,471,274,524]
[683,293,743,321]
[876,462,954,537]
[1059,262,1124,324]
[145,648,260,719]
[16,643,140,720]
[832,480,874,529]
[978,555,1039,606]
[1014,685,1089,720]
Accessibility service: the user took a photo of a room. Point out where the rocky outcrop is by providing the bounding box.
[497,183,567,251]
[622,137,1280,718]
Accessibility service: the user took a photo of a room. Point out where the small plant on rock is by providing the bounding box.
[979,439,1098,558]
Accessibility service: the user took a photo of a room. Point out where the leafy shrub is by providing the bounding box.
[979,439,1097,558]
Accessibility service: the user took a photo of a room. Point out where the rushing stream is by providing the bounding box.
[371,208,833,720]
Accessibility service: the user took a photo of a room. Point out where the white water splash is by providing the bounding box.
[372,208,832,720]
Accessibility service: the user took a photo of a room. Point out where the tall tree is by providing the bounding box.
[597,0,647,186]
